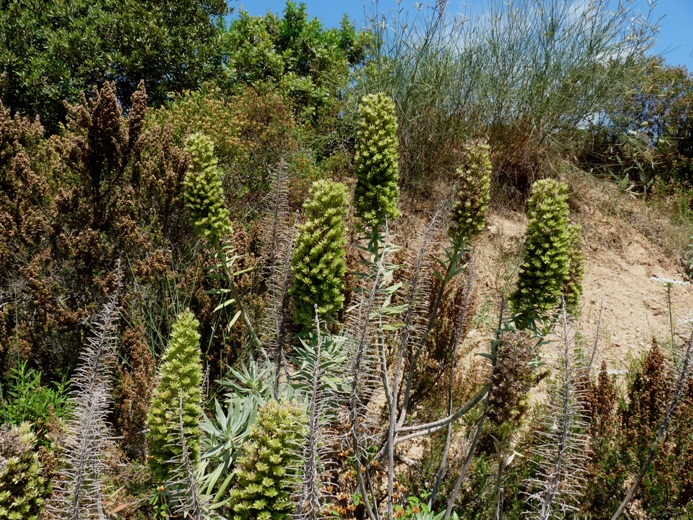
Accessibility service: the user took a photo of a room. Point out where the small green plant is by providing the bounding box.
[0,422,45,520]
[448,139,492,247]
[146,310,203,483]
[0,361,71,442]
[354,92,400,230]
[510,178,571,326]
[229,399,306,520]
[290,179,349,327]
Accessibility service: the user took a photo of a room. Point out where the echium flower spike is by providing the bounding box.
[184,132,233,245]
[290,179,349,327]
[146,310,203,483]
[563,223,584,314]
[354,92,400,228]
[511,178,571,325]
[448,139,492,247]
[229,400,306,520]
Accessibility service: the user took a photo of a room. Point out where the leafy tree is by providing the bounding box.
[220,1,368,124]
[0,0,228,131]
[582,57,693,188]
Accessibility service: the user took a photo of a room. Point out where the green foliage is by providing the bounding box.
[0,423,45,520]
[510,179,571,325]
[0,0,227,131]
[290,179,348,327]
[588,56,693,188]
[0,361,71,441]
[354,92,400,228]
[184,132,233,245]
[229,399,306,520]
[361,0,657,190]
[448,139,492,247]
[146,310,203,483]
[220,1,368,125]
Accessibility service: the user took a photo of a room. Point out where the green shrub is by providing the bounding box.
[184,132,233,245]
[448,139,492,247]
[510,178,571,325]
[354,92,400,228]
[290,179,349,327]
[146,310,203,483]
[229,399,306,520]
[0,361,70,442]
[0,422,45,520]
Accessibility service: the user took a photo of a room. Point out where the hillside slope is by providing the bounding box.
[475,174,693,371]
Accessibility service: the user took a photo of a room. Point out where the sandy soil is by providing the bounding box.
[475,201,693,372]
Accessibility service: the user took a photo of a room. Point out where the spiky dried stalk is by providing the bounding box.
[385,205,445,517]
[525,307,590,520]
[47,290,120,520]
[296,320,324,520]
[167,390,214,520]
[431,255,476,504]
[259,162,297,396]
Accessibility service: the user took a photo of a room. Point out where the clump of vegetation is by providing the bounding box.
[229,399,306,520]
[146,310,203,483]
[290,179,349,327]
[3,1,693,519]
[0,422,45,520]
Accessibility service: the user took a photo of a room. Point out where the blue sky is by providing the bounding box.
[231,0,693,71]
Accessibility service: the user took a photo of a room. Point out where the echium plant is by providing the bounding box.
[290,179,349,327]
[184,132,233,246]
[510,178,571,326]
[563,223,584,314]
[354,92,400,231]
[448,139,492,248]
[146,310,203,483]
[229,400,306,520]
[184,131,260,346]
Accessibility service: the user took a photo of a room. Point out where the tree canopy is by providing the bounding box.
[0,0,228,131]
